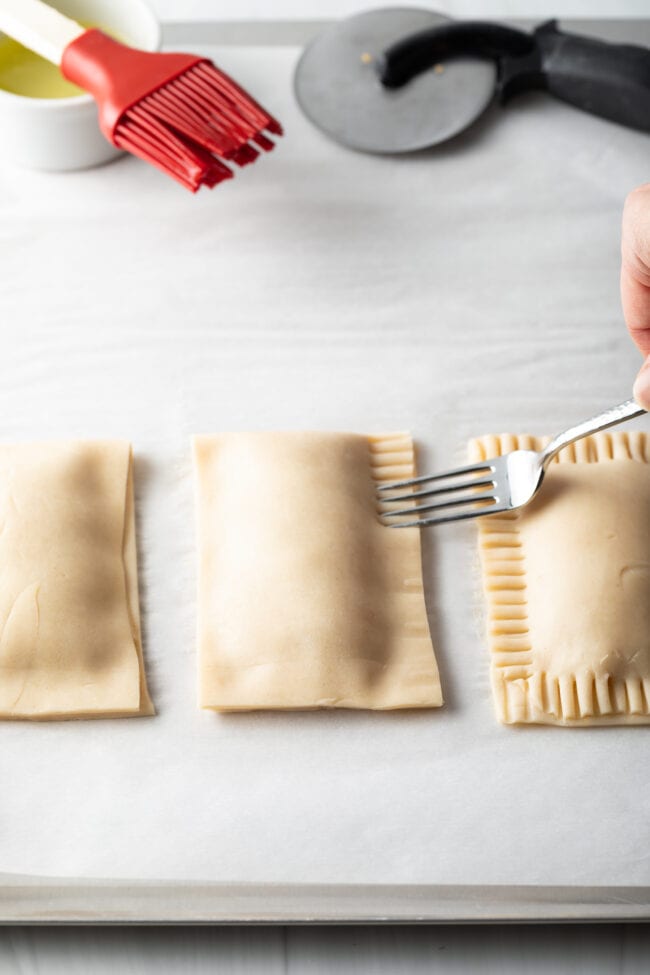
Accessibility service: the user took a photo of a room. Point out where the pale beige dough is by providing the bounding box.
[469,431,650,725]
[193,432,442,711]
[0,441,153,719]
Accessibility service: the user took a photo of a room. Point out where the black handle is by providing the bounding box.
[499,20,650,133]
[379,21,533,89]
[379,17,650,135]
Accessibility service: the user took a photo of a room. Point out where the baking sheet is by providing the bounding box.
[0,21,649,920]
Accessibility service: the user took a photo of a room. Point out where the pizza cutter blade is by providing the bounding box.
[293,7,497,154]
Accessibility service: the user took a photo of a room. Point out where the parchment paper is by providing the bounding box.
[0,38,648,891]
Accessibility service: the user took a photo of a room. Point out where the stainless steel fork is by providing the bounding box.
[378,398,647,528]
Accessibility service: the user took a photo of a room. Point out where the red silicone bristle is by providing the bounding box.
[194,62,283,136]
[253,132,275,152]
[116,105,234,191]
[146,87,241,157]
[113,60,282,192]
[230,143,260,167]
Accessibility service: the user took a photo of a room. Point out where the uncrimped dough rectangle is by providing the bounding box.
[0,441,153,719]
[193,431,442,711]
[470,431,650,726]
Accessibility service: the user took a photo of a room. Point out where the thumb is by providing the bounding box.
[621,185,650,357]
[633,354,650,411]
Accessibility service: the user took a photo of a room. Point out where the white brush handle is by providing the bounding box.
[0,0,85,65]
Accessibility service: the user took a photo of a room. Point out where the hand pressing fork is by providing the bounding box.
[378,398,647,528]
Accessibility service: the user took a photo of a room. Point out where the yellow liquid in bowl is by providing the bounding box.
[0,32,87,99]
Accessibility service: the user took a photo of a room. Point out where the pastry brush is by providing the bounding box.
[0,0,282,191]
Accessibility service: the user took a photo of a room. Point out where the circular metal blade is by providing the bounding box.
[294,7,497,153]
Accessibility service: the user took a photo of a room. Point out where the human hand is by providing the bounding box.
[622,184,650,410]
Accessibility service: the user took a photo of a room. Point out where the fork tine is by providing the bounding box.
[387,502,509,529]
[377,460,493,493]
[381,476,495,505]
[381,490,498,520]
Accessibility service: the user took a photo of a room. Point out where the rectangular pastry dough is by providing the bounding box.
[193,432,442,711]
[0,441,153,719]
[470,431,650,725]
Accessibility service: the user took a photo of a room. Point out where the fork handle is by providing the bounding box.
[541,398,647,468]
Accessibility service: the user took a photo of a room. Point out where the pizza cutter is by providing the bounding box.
[293,6,650,153]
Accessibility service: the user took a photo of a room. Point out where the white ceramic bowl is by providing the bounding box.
[0,0,161,171]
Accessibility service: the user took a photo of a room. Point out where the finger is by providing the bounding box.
[633,355,650,411]
[621,183,650,357]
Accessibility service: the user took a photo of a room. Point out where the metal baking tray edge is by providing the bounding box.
[1,878,649,924]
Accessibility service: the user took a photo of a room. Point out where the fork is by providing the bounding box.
[378,398,647,528]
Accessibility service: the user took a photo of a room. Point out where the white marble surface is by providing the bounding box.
[151,0,650,21]
[0,924,649,972]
